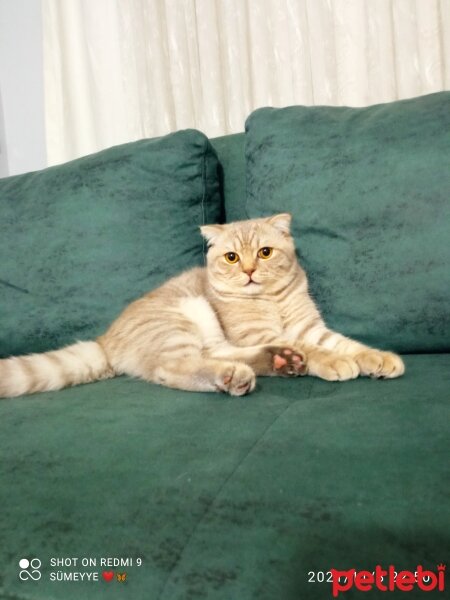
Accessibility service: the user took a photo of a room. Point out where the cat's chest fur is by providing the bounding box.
[209,292,306,345]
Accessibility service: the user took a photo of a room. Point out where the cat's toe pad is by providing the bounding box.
[271,347,306,377]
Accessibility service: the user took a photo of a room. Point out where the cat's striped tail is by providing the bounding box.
[0,341,114,398]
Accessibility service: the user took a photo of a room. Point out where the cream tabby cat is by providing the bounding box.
[0,214,404,398]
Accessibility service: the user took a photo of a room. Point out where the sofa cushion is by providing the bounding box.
[245,93,450,352]
[0,354,448,599]
[0,130,221,357]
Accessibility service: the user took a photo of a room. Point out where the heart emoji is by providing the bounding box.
[102,571,114,582]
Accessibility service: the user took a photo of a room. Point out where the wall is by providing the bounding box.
[0,0,46,177]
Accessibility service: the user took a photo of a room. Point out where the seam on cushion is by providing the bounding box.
[155,390,313,600]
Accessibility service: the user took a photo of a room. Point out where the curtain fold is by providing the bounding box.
[43,0,450,165]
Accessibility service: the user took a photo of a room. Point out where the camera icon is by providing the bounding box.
[19,558,42,581]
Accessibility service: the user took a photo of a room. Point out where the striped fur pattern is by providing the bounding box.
[0,213,404,398]
[0,342,113,398]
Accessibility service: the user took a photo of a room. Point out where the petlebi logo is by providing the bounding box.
[19,558,42,581]
[330,564,446,596]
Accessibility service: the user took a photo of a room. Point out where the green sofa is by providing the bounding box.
[0,93,449,600]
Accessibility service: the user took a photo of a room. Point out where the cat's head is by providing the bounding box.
[200,213,298,296]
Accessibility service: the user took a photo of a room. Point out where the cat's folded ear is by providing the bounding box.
[266,213,292,236]
[200,224,224,246]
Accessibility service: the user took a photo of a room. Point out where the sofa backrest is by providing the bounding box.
[244,92,450,353]
[0,130,221,357]
[1,94,448,357]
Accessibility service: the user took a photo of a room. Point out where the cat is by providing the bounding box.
[0,213,404,398]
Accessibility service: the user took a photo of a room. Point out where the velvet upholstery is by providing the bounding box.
[0,130,221,358]
[0,104,448,600]
[0,354,448,600]
[245,92,450,353]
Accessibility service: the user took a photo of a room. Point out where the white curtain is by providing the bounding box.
[43,0,450,166]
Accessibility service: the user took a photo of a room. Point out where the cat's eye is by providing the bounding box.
[258,247,273,259]
[224,252,240,264]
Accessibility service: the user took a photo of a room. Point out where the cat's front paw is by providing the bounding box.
[269,347,307,377]
[355,350,405,379]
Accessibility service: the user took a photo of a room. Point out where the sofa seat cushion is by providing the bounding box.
[245,93,450,353]
[0,354,448,599]
[0,130,221,357]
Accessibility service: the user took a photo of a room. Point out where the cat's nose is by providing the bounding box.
[243,268,255,277]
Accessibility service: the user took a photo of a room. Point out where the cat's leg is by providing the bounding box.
[209,343,307,377]
[104,295,258,395]
[301,330,404,381]
[131,356,256,397]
